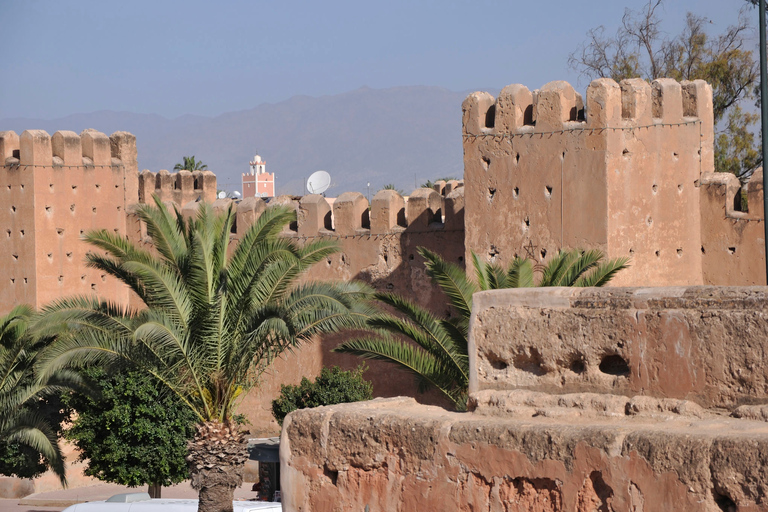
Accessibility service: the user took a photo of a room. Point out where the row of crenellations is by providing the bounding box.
[138,169,218,205]
[0,129,136,167]
[161,184,465,238]
[463,77,714,135]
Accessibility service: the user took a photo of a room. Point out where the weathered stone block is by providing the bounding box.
[469,286,768,409]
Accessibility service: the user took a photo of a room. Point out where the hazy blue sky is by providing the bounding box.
[0,0,756,119]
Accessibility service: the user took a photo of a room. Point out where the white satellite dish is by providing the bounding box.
[232,191,242,198]
[307,170,331,194]
[217,191,227,199]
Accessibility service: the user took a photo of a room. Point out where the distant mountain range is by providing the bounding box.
[1,85,490,196]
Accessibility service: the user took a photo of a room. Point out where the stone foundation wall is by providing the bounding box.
[469,286,768,408]
[282,286,768,511]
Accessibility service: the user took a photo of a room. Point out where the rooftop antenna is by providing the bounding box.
[306,170,331,195]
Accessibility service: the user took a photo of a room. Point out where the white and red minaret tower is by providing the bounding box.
[242,153,275,198]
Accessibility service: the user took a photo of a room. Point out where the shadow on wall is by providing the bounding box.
[319,229,465,411]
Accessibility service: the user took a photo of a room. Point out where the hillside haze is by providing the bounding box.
[1,86,475,196]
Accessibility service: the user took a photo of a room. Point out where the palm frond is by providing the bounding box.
[576,256,631,287]
[504,257,535,288]
[419,247,476,323]
[333,336,467,410]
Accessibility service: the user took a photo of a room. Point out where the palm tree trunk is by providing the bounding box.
[187,421,249,512]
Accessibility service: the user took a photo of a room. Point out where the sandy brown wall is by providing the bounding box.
[700,170,766,285]
[0,130,138,313]
[462,78,717,287]
[282,286,768,511]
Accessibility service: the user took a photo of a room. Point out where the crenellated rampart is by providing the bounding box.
[138,168,217,205]
[699,169,765,284]
[3,75,766,443]
[0,129,138,312]
[462,77,724,286]
[124,182,466,434]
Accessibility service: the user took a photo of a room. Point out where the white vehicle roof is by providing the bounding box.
[61,496,281,512]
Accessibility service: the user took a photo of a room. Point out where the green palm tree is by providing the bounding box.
[173,156,208,171]
[35,198,372,512]
[333,247,629,410]
[0,305,69,487]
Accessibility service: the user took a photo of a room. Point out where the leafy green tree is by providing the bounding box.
[173,156,208,171]
[272,365,373,426]
[569,0,760,180]
[35,199,372,512]
[0,305,72,486]
[62,367,197,498]
[334,248,629,410]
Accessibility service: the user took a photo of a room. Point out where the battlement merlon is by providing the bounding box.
[0,131,20,164]
[700,168,765,220]
[463,78,713,144]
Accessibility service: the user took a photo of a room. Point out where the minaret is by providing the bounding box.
[242,153,275,198]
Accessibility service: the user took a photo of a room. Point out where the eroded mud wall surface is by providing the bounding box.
[282,286,768,511]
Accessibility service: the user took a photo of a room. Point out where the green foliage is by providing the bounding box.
[35,198,373,426]
[0,305,74,485]
[271,365,373,426]
[0,393,69,479]
[62,367,196,488]
[334,248,629,410]
[715,105,761,179]
[173,156,208,171]
[421,177,459,189]
[381,184,405,194]
[569,1,760,179]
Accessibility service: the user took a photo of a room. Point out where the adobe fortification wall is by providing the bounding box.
[282,287,768,511]
[0,128,464,436]
[0,129,138,312]
[462,77,764,286]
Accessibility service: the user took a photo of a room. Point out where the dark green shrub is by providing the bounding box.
[272,365,373,426]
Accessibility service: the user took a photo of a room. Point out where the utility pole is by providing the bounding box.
[760,0,768,283]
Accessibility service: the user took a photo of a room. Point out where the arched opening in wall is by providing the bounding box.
[432,208,443,225]
[396,207,406,228]
[194,177,200,190]
[173,177,180,190]
[485,105,496,128]
[155,174,163,190]
[230,216,237,234]
[323,211,333,231]
[733,186,747,212]
[523,105,534,125]
[361,209,370,230]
